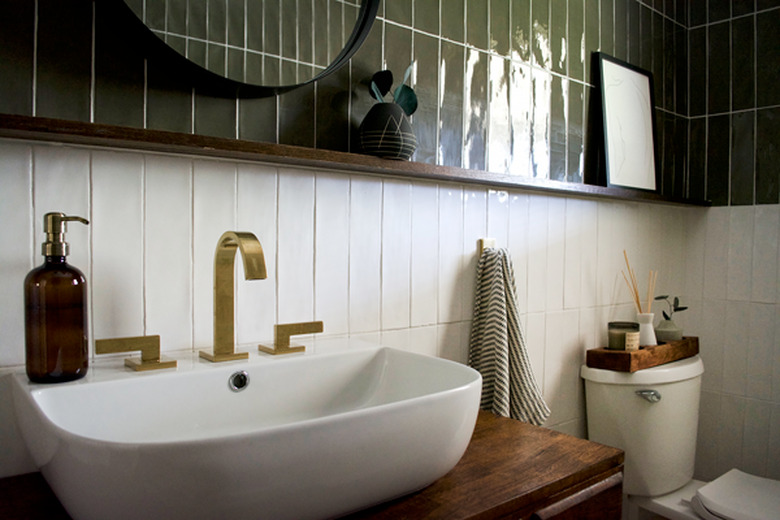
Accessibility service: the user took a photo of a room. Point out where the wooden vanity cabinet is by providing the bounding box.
[346,410,624,520]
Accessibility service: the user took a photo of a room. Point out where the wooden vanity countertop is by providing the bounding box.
[0,410,623,520]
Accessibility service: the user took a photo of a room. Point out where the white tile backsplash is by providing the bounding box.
[2,141,780,484]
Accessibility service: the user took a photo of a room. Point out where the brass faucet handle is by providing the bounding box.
[95,335,177,371]
[258,321,324,355]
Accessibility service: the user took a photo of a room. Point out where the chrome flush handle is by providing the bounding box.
[636,389,662,403]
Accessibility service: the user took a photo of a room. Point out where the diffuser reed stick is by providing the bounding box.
[622,250,657,313]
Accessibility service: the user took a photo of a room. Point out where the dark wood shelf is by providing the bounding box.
[0,114,710,207]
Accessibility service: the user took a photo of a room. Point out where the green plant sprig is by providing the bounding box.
[368,63,418,116]
[654,295,688,320]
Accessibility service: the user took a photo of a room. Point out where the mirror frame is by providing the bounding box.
[111,0,380,97]
[596,52,659,192]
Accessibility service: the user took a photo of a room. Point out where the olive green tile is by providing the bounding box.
[207,42,226,76]
[675,25,687,116]
[673,116,687,198]
[194,92,237,139]
[188,39,207,70]
[315,65,350,151]
[349,15,383,152]
[415,0,440,35]
[413,33,439,165]
[245,51,263,85]
[0,0,34,115]
[708,21,730,115]
[532,0,550,68]
[264,56,280,86]
[239,95,278,143]
[384,24,413,91]
[706,115,730,206]
[147,60,193,134]
[568,0,584,81]
[614,0,627,61]
[36,0,91,122]
[386,0,412,26]
[227,0,244,47]
[264,0,281,56]
[145,0,165,31]
[313,0,329,66]
[531,69,551,178]
[280,60,297,86]
[730,111,755,206]
[639,5,652,72]
[491,0,510,56]
[688,118,706,201]
[94,1,145,128]
[438,41,465,167]
[227,48,244,83]
[584,0,599,81]
[298,0,313,66]
[627,0,639,65]
[550,0,567,75]
[441,0,465,42]
[600,0,614,57]
[568,83,584,183]
[689,27,706,117]
[208,0,227,43]
[756,107,780,204]
[188,0,207,39]
[328,1,343,63]
[464,49,487,171]
[467,0,488,50]
[733,0,754,16]
[167,0,187,35]
[282,5,297,64]
[279,83,315,147]
[709,0,731,22]
[511,0,531,62]
[245,2,262,52]
[757,9,780,108]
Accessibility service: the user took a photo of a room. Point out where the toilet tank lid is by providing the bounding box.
[580,355,703,385]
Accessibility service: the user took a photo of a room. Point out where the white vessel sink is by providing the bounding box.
[12,346,481,520]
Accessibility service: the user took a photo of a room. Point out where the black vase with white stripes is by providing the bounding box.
[359,102,417,161]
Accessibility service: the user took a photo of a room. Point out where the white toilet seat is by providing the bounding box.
[691,469,780,520]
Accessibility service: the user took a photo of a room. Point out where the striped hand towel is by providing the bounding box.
[468,248,550,425]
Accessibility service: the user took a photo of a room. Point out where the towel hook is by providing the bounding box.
[477,238,496,257]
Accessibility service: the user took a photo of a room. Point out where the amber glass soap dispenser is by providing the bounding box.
[24,212,90,383]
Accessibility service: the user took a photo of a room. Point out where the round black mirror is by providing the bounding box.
[117,0,379,97]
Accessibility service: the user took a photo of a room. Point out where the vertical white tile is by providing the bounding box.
[462,188,487,321]
[508,193,529,315]
[0,142,33,366]
[381,179,412,330]
[717,395,745,476]
[380,328,411,352]
[32,145,91,280]
[91,150,145,341]
[747,303,774,399]
[236,163,277,344]
[723,301,750,396]
[410,182,439,327]
[486,189,509,246]
[699,299,726,392]
[595,201,624,308]
[524,312,546,391]
[315,172,350,336]
[526,195,548,313]
[409,325,438,357]
[144,155,193,352]
[277,168,315,323]
[769,404,780,479]
[775,305,780,403]
[727,206,754,301]
[192,160,236,349]
[578,306,599,352]
[695,391,722,481]
[438,186,464,323]
[683,208,709,303]
[703,208,730,301]
[578,200,598,309]
[752,205,779,303]
[437,321,470,363]
[546,197,565,311]
[349,177,382,333]
[543,309,582,427]
[563,198,582,309]
[742,399,771,476]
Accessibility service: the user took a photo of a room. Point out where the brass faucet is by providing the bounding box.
[200,231,267,362]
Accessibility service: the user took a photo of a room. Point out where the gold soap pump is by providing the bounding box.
[24,212,90,383]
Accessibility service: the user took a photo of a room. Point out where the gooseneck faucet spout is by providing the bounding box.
[200,231,267,362]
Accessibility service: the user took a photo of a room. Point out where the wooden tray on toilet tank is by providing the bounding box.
[586,337,699,372]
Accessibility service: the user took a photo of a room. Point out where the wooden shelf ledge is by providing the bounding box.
[0,114,710,207]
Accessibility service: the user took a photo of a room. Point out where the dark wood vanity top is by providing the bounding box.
[0,411,623,520]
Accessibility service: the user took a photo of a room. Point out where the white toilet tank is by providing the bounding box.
[581,355,704,497]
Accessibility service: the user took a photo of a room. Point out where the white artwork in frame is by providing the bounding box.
[598,53,658,191]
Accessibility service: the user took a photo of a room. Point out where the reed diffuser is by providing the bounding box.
[622,250,658,346]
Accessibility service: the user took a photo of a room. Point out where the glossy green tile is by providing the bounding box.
[0,0,34,115]
[313,0,329,66]
[194,92,237,138]
[709,0,731,22]
[550,0,567,75]
[757,9,780,108]
[733,0,755,16]
[208,0,227,44]
[732,16,755,111]
[227,48,244,83]
[673,116,687,198]
[227,0,244,47]
[264,0,281,56]
[730,111,755,206]
[491,0,510,56]
[349,15,383,152]
[245,51,263,85]
[384,24,413,93]
[661,113,675,196]
[690,0,706,26]
[282,5,297,64]
[757,0,780,9]
[464,49,487,171]
[509,61,532,175]
[413,33,439,165]
[532,0,550,68]
[584,0,599,80]
[467,0,489,51]
[675,25,688,115]
[315,66,350,151]
[706,115,730,206]
[441,0,465,42]
[639,5,651,71]
[263,56,280,86]
[239,95,278,143]
[512,0,531,62]
[415,0,440,35]
[627,0,640,65]
[188,0,207,39]
[298,0,313,66]
[550,75,566,181]
[708,21,730,115]
[662,18,675,111]
[756,107,780,204]
[567,82,584,183]
[531,68,551,179]
[439,41,465,168]
[167,0,187,36]
[36,0,91,122]
[207,42,226,76]
[145,0,165,31]
[188,39,207,70]
[568,0,584,81]
[614,0,627,61]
